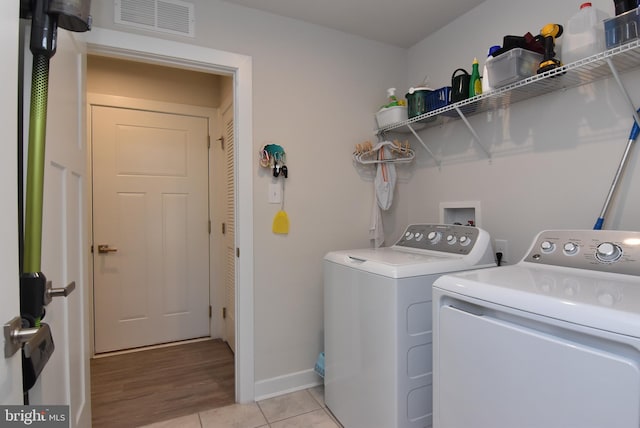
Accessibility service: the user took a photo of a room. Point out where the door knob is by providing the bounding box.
[98,244,118,254]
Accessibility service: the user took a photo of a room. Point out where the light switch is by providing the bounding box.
[268,182,282,204]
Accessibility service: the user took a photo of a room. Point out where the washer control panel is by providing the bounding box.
[523,230,640,276]
[394,224,480,255]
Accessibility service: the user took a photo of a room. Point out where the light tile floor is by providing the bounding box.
[139,386,343,428]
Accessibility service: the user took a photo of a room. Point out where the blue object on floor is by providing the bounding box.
[314,352,325,378]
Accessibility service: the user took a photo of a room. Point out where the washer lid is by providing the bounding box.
[434,264,640,338]
[324,247,489,278]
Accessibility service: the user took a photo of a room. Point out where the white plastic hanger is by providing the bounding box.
[353,140,415,165]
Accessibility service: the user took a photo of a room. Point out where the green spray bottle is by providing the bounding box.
[469,58,482,97]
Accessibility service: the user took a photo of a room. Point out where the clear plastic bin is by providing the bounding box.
[486,48,543,88]
[604,6,640,48]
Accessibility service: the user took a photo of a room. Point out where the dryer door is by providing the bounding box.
[434,299,640,428]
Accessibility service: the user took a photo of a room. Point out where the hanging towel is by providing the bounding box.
[375,145,396,211]
[369,187,384,248]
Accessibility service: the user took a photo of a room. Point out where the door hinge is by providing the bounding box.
[207,135,211,149]
[222,222,226,234]
[208,220,211,234]
[236,248,240,258]
[218,135,224,150]
[222,307,227,319]
[209,305,212,318]
[90,245,93,253]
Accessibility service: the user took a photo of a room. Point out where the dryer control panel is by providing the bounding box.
[523,229,640,276]
[394,224,481,255]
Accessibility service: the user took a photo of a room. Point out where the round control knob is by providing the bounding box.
[427,231,441,244]
[459,236,471,246]
[540,241,555,253]
[446,234,457,245]
[595,242,623,263]
[563,242,579,255]
[415,233,424,242]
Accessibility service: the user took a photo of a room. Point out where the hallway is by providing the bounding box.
[91,339,234,427]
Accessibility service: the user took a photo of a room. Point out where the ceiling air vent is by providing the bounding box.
[115,0,195,37]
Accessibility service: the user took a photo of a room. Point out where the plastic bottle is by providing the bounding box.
[561,2,607,65]
[482,45,501,93]
[382,87,400,108]
[469,58,482,97]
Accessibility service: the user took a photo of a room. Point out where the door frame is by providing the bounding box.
[85,28,255,403]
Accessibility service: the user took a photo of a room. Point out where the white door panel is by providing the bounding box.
[92,106,210,353]
[22,28,91,427]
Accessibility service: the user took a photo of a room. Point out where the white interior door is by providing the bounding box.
[92,105,210,353]
[0,1,23,405]
[222,104,236,352]
[21,28,92,427]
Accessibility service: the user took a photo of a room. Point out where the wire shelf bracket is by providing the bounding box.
[453,105,491,160]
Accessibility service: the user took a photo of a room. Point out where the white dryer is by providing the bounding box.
[323,224,495,428]
[433,229,640,428]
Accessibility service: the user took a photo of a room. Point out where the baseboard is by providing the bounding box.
[254,368,323,401]
[92,337,213,358]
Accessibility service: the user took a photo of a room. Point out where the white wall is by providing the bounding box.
[87,55,225,107]
[88,0,640,398]
[406,0,640,262]
[90,0,408,393]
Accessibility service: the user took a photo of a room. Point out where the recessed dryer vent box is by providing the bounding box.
[440,201,481,227]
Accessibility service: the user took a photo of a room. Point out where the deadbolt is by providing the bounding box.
[97,244,118,254]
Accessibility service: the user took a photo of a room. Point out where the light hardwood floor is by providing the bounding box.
[91,339,235,428]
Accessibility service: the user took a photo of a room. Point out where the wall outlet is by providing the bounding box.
[495,239,508,264]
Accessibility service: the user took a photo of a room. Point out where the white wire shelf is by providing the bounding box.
[378,39,640,135]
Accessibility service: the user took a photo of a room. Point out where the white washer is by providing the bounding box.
[324,224,495,428]
[433,229,640,428]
